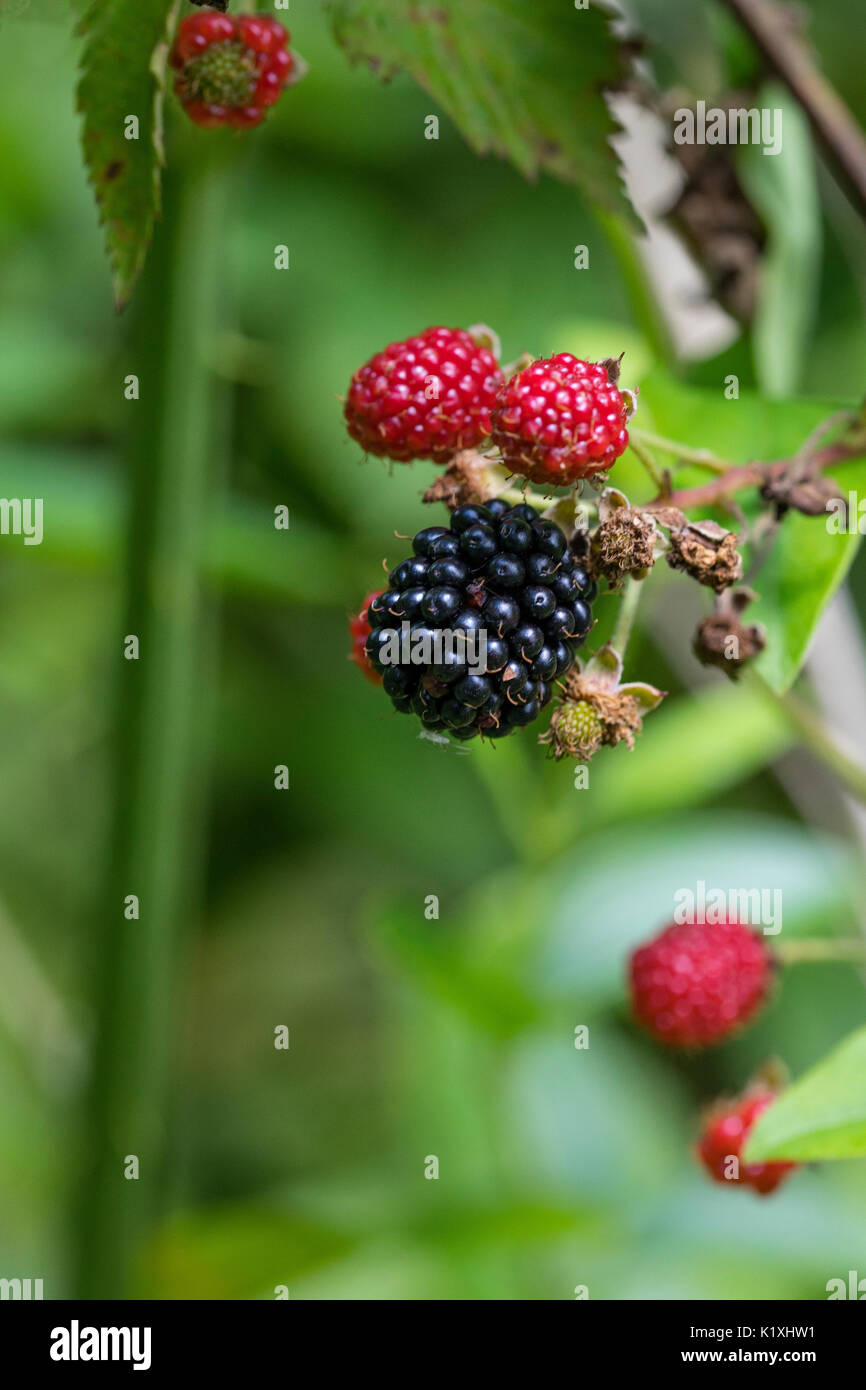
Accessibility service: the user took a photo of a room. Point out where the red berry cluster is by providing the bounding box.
[344,327,503,463]
[343,327,632,482]
[697,1089,798,1196]
[491,353,630,485]
[629,917,773,1049]
[170,10,294,129]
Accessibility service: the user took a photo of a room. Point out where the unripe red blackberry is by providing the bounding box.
[349,591,383,685]
[170,11,296,129]
[629,918,772,1048]
[697,1089,798,1196]
[491,354,630,485]
[344,327,503,463]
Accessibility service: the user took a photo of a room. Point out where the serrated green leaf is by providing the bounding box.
[744,1026,866,1162]
[327,0,634,218]
[77,0,178,308]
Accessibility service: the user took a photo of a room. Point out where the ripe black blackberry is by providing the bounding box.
[365,503,596,741]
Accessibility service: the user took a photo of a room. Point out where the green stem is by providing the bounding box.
[498,486,555,510]
[470,740,538,864]
[774,938,866,965]
[594,209,676,368]
[752,673,866,806]
[610,576,643,658]
[73,154,231,1298]
[626,435,666,492]
[630,427,733,475]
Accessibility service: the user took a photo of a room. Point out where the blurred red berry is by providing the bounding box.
[490,354,630,484]
[629,917,773,1048]
[237,14,287,53]
[344,326,503,463]
[349,592,383,684]
[170,11,299,129]
[697,1089,798,1195]
[172,11,234,63]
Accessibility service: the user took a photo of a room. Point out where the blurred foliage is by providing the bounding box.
[0,0,865,1301]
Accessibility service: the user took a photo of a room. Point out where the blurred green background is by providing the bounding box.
[2,0,866,1300]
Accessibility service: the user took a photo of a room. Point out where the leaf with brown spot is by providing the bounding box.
[77,0,179,309]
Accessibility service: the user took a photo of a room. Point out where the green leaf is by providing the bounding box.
[368,898,539,1038]
[639,370,865,691]
[76,0,178,308]
[327,0,634,217]
[143,1206,354,1298]
[588,682,794,826]
[745,1026,866,1162]
[751,458,863,690]
[739,85,821,399]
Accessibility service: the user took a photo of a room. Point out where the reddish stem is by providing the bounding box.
[644,441,859,513]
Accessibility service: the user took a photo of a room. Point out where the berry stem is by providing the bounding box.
[644,437,863,513]
[630,427,733,476]
[471,738,541,864]
[774,938,866,965]
[626,434,667,492]
[497,485,558,511]
[73,150,233,1298]
[594,209,677,367]
[722,0,866,224]
[610,575,643,659]
[751,672,866,806]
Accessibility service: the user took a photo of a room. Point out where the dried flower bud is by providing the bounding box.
[423,450,496,510]
[693,587,766,678]
[590,507,657,584]
[666,518,743,592]
[760,473,843,518]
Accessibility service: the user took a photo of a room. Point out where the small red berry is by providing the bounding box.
[697,1089,798,1195]
[170,11,298,129]
[344,326,504,463]
[255,48,294,106]
[490,353,630,485]
[629,918,773,1048]
[179,98,228,129]
[174,11,235,63]
[349,592,384,684]
[236,14,286,52]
